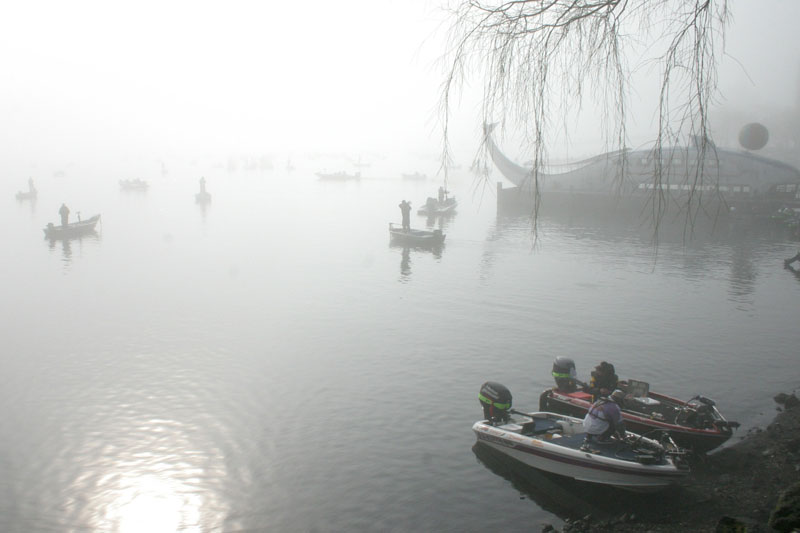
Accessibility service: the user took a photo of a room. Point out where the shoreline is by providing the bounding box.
[547,393,800,532]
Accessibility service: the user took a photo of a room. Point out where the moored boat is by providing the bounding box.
[539,357,739,454]
[388,223,445,246]
[475,382,689,492]
[43,214,101,240]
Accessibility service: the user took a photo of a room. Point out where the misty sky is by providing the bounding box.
[1,0,798,172]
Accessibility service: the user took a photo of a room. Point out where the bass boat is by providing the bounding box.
[388,223,445,246]
[43,214,101,240]
[539,357,739,454]
[417,196,457,216]
[475,382,689,492]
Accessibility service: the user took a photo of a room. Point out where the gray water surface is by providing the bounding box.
[2,167,798,532]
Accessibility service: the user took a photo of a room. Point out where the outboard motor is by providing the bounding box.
[479,382,512,424]
[552,357,578,392]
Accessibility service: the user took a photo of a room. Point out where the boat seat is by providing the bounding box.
[520,417,561,436]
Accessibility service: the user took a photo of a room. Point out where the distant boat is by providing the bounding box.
[402,172,427,181]
[16,189,37,201]
[388,223,445,246]
[16,178,37,200]
[418,196,458,216]
[196,191,212,204]
[316,171,360,181]
[43,214,101,240]
[119,178,149,191]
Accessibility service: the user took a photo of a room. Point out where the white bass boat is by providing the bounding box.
[474,382,689,492]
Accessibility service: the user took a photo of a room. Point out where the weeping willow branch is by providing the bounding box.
[439,0,730,240]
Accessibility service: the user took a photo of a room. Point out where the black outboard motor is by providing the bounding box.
[552,357,578,392]
[479,382,512,424]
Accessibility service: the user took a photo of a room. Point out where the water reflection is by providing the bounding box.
[390,242,444,281]
[785,263,800,282]
[400,246,411,281]
[46,233,101,266]
[472,442,688,523]
[63,417,228,532]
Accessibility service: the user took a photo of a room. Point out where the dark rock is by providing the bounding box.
[769,481,800,532]
[714,516,747,532]
[775,393,800,409]
[540,524,554,532]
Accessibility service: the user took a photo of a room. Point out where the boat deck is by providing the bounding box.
[498,414,661,463]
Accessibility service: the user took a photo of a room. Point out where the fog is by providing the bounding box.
[1,0,799,178]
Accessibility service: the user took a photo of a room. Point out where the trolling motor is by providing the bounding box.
[479,382,512,424]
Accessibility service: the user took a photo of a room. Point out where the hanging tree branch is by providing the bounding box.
[439,0,730,239]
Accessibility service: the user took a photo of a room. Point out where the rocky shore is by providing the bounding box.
[546,393,800,532]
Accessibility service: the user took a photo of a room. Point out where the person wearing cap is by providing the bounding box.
[581,389,627,450]
[584,361,619,401]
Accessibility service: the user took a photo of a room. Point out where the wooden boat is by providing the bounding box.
[475,383,689,492]
[539,357,739,454]
[388,223,445,246]
[43,214,101,240]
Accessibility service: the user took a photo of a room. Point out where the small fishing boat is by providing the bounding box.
[119,178,149,191]
[417,196,458,216]
[43,214,101,240]
[16,189,37,201]
[539,357,739,454]
[388,223,445,246]
[316,171,360,181]
[402,171,427,181]
[475,382,689,492]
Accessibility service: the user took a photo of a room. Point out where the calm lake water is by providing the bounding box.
[2,164,799,532]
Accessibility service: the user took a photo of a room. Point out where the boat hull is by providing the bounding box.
[43,215,101,240]
[473,416,687,492]
[388,223,445,246]
[540,388,733,454]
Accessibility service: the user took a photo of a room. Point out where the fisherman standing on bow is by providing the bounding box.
[399,200,411,231]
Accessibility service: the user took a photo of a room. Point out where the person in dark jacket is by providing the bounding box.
[584,361,619,401]
[399,200,411,231]
[59,203,70,226]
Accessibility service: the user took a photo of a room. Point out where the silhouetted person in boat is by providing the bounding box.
[199,176,207,194]
[438,186,448,203]
[59,203,70,226]
[582,389,627,450]
[399,200,411,231]
[584,361,619,401]
[28,177,35,193]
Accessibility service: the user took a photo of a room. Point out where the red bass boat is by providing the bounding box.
[539,357,739,454]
